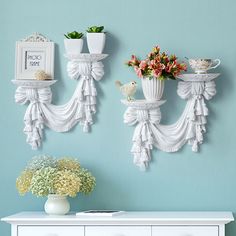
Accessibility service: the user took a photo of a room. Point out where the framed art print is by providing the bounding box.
[15,33,54,80]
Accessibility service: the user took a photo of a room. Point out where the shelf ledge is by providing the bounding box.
[121,99,166,110]
[64,53,108,62]
[12,79,57,88]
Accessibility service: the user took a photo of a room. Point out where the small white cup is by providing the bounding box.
[188,58,221,74]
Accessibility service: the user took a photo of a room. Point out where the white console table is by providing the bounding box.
[1,211,234,236]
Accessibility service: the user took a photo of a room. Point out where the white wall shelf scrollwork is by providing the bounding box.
[21,32,50,42]
[122,73,220,171]
[13,33,108,150]
[65,53,108,132]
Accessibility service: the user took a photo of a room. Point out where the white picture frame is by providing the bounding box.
[15,33,54,80]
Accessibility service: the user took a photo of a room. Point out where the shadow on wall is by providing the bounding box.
[93,32,120,125]
[51,43,65,104]
[160,79,182,125]
[99,31,120,85]
[210,65,232,109]
[203,65,232,148]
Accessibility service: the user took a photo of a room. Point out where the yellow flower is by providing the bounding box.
[57,158,80,172]
[53,170,81,197]
[16,170,33,195]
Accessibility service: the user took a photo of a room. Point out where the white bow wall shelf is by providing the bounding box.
[12,33,108,150]
[122,73,220,171]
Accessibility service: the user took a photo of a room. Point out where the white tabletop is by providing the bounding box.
[1,211,234,225]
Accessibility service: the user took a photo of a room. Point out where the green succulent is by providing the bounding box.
[87,26,104,33]
[64,31,84,39]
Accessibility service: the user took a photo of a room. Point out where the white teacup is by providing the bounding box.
[188,58,221,74]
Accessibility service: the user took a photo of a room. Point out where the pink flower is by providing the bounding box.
[127,55,140,66]
[126,45,187,80]
[149,59,159,69]
[149,60,156,68]
[153,69,162,78]
[134,66,143,78]
[148,52,155,59]
[159,63,165,70]
[131,55,137,61]
[178,63,187,71]
[139,60,147,70]
[126,60,133,66]
[173,70,180,77]
[165,62,173,73]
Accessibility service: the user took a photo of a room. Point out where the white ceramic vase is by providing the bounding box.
[87,33,106,54]
[64,39,83,55]
[44,194,70,215]
[141,77,164,101]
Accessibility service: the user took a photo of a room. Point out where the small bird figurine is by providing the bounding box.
[115,80,137,101]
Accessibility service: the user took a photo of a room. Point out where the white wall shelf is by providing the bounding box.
[13,33,108,150]
[122,73,220,170]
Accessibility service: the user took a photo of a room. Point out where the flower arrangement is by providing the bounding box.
[126,46,187,80]
[16,155,96,197]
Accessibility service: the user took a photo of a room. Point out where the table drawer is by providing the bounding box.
[86,226,151,236]
[152,226,218,236]
[18,226,84,236]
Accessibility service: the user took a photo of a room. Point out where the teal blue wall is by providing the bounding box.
[1,0,236,235]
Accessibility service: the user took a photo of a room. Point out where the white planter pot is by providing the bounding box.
[141,77,164,101]
[87,33,106,54]
[44,194,70,215]
[64,39,83,55]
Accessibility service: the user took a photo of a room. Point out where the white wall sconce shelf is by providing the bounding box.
[13,33,108,150]
[65,53,108,62]
[12,79,57,88]
[122,73,220,170]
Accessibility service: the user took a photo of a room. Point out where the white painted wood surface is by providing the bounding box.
[86,226,150,236]
[2,211,233,236]
[152,226,218,236]
[18,226,84,236]
[2,211,233,225]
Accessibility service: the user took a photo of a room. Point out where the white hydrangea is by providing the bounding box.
[30,167,56,196]
[27,155,57,171]
[76,168,96,194]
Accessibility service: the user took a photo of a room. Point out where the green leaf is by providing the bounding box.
[65,31,83,39]
[86,25,104,33]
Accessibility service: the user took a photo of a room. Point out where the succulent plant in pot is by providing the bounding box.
[86,26,106,54]
[64,31,84,55]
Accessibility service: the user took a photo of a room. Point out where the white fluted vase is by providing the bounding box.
[44,194,70,215]
[141,77,164,101]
